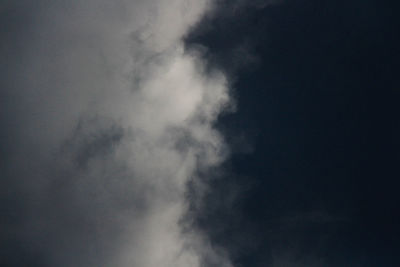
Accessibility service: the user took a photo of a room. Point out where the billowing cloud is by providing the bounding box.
[0,1,232,266]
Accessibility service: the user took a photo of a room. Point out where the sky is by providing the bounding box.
[1,1,399,267]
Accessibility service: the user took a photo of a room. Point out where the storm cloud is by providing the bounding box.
[1,1,232,266]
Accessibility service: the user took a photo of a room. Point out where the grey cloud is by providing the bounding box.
[62,118,124,169]
[1,1,232,266]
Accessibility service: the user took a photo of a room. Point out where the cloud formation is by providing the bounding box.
[0,1,232,266]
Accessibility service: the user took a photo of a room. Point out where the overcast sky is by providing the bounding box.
[1,1,400,267]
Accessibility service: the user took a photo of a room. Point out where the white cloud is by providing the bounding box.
[1,1,232,266]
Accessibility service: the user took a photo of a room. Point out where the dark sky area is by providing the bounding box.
[187,0,400,266]
[1,1,400,266]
